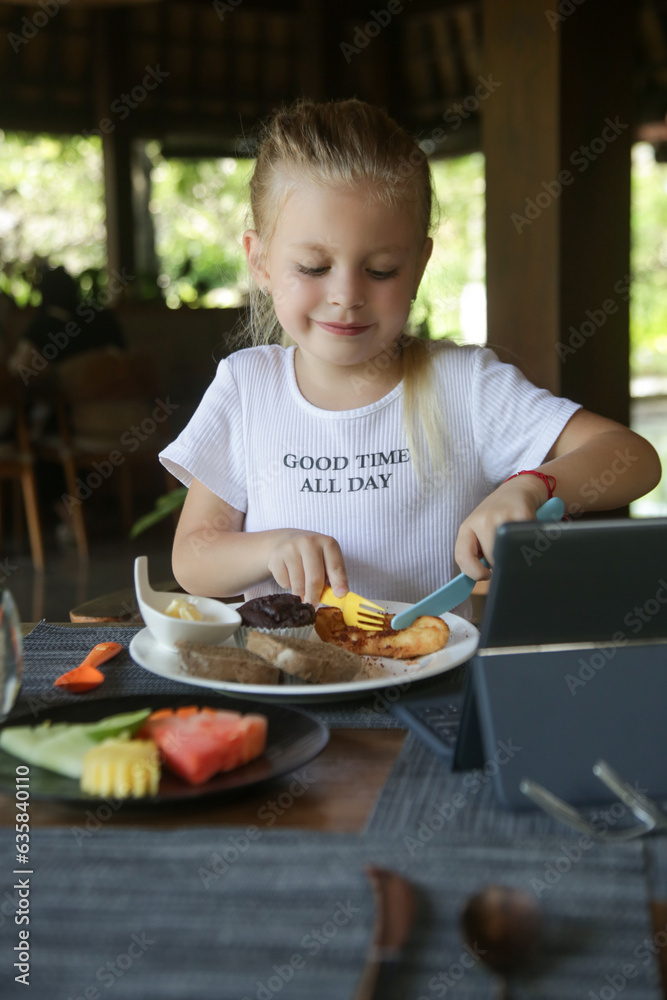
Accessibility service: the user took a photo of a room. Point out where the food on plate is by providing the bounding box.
[238,593,316,629]
[80,737,160,797]
[246,630,363,684]
[138,706,268,784]
[176,642,281,684]
[0,709,151,779]
[314,607,450,659]
[0,704,269,793]
[165,597,204,621]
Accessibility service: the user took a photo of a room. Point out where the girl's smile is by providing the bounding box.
[313,320,375,336]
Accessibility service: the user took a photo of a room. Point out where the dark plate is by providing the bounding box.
[0,694,329,806]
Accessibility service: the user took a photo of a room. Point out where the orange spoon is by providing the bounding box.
[54,642,123,693]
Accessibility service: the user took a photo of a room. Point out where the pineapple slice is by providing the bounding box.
[164,597,204,621]
[80,737,160,798]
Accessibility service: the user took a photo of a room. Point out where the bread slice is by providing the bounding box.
[246,631,362,684]
[314,606,450,658]
[176,641,281,685]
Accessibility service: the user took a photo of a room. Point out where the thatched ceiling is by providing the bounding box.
[0,0,665,156]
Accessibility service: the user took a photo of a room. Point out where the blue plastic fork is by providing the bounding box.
[391,496,566,629]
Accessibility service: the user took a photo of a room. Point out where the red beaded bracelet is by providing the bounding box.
[503,469,557,499]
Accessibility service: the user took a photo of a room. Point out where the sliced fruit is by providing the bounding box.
[80,737,160,798]
[0,709,152,779]
[140,708,268,785]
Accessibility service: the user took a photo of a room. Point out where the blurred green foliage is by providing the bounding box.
[0,132,106,305]
[145,142,252,309]
[1,131,666,377]
[630,143,667,377]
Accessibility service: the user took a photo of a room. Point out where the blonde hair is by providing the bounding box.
[242,97,446,482]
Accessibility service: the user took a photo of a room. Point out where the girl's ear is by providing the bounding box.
[243,230,269,290]
[413,237,433,296]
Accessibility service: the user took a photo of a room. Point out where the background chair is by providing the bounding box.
[0,365,45,571]
[35,348,173,561]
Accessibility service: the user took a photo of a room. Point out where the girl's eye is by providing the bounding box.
[297,265,328,276]
[296,265,399,279]
[368,269,399,280]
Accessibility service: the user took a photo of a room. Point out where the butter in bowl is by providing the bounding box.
[133,556,241,652]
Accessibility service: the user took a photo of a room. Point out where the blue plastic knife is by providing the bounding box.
[390,496,565,629]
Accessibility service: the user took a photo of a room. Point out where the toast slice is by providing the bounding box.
[176,641,281,685]
[246,630,363,684]
[314,606,449,658]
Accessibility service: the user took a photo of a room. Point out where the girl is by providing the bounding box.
[160,99,661,610]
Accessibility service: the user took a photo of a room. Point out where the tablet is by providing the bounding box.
[479,516,667,648]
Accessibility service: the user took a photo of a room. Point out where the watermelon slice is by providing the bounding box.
[139,708,268,785]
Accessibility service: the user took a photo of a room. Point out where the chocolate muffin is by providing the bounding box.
[238,593,316,629]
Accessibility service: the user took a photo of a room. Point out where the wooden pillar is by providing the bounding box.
[483,0,634,426]
[94,11,136,286]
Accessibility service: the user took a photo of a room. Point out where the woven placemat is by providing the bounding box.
[14,622,403,729]
[0,827,659,999]
[644,840,667,902]
[365,731,667,847]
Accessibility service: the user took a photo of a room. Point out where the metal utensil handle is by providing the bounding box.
[520,777,653,841]
[593,760,667,829]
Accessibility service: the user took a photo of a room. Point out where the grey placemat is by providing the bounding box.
[0,827,659,999]
[15,622,403,729]
[365,731,667,849]
[644,840,667,901]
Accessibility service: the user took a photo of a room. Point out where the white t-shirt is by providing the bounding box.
[160,342,581,604]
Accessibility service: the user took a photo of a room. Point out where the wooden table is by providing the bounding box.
[4,622,667,995]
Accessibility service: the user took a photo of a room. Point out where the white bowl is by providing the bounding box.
[134,556,241,653]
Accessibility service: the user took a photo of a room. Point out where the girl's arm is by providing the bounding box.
[455,409,662,579]
[171,477,349,605]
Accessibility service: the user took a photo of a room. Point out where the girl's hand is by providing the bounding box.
[267,530,349,607]
[454,477,547,579]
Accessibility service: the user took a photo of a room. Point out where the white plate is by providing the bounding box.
[129,601,479,702]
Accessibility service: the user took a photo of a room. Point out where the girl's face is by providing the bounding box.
[244,181,432,372]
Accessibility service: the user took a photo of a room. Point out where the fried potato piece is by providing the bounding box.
[314,607,450,659]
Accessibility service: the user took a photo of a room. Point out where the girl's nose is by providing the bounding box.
[327,272,365,309]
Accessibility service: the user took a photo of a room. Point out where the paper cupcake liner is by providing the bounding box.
[233,624,314,649]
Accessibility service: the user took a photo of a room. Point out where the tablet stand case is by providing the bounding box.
[452,639,667,809]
